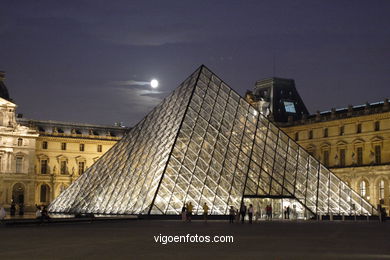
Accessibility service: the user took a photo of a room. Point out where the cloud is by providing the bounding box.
[113,80,150,86]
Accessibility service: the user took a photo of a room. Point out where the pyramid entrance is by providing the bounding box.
[49,65,377,217]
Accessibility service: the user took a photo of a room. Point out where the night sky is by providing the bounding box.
[1,1,389,126]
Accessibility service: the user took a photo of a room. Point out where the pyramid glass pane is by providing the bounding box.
[49,65,377,217]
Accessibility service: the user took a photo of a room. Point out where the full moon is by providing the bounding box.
[150,79,159,88]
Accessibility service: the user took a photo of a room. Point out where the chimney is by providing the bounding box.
[364,102,370,114]
[347,105,353,116]
[383,98,389,111]
[331,108,336,119]
[315,111,321,121]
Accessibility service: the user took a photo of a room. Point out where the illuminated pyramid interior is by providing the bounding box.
[49,66,376,217]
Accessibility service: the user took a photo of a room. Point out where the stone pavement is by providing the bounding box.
[0,219,389,259]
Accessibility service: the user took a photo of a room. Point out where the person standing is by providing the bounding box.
[286,206,290,220]
[181,204,187,222]
[240,203,247,223]
[269,204,273,220]
[284,206,287,219]
[187,202,193,222]
[202,203,209,222]
[19,203,24,216]
[10,202,16,217]
[229,206,235,223]
[0,205,6,223]
[248,204,254,224]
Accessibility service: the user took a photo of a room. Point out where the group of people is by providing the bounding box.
[35,205,50,222]
[229,203,255,223]
[181,202,210,222]
[228,203,298,223]
[9,202,24,216]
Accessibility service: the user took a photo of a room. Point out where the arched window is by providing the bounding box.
[17,138,23,146]
[379,180,385,200]
[359,180,367,197]
[40,184,50,203]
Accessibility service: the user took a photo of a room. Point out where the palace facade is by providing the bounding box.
[246,77,390,213]
[0,72,127,211]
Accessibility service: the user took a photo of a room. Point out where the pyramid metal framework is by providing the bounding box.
[49,66,376,216]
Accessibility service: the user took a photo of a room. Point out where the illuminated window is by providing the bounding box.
[97,145,102,153]
[61,143,67,150]
[78,162,85,175]
[360,181,367,197]
[374,145,381,164]
[284,101,296,113]
[80,144,85,152]
[42,141,48,149]
[41,160,48,174]
[17,138,23,146]
[16,156,23,173]
[379,180,385,200]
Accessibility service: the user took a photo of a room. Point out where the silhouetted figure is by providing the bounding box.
[18,203,24,216]
[186,202,193,222]
[203,203,209,222]
[36,205,42,222]
[0,205,6,222]
[284,206,287,219]
[41,206,50,222]
[229,206,235,223]
[248,204,254,224]
[10,202,16,217]
[181,204,187,222]
[286,206,290,219]
[240,203,247,223]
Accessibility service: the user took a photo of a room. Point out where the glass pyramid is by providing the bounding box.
[49,65,377,216]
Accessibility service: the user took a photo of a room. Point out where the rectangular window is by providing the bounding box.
[61,143,67,150]
[295,132,299,141]
[357,147,363,165]
[78,162,85,175]
[308,130,313,139]
[375,145,381,164]
[323,128,328,138]
[16,156,23,173]
[97,145,102,153]
[339,149,346,167]
[339,126,344,136]
[41,160,48,174]
[17,138,23,146]
[79,144,85,152]
[42,141,48,149]
[323,151,329,167]
[375,121,380,131]
[60,161,67,175]
[357,124,362,134]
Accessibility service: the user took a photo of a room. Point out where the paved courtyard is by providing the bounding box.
[0,219,389,259]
